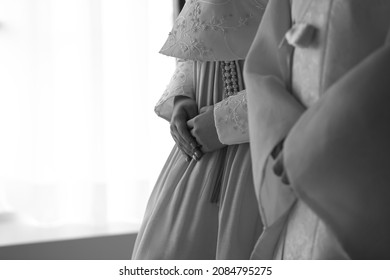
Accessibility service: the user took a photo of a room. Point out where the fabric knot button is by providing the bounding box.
[284,22,316,48]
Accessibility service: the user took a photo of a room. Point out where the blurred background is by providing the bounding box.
[0,0,184,258]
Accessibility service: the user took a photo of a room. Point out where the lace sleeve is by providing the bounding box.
[154,59,195,121]
[213,90,249,145]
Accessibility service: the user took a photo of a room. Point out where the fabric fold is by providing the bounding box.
[244,0,304,209]
[284,41,390,259]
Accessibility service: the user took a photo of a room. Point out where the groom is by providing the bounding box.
[245,0,390,259]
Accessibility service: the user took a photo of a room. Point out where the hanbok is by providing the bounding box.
[245,0,390,259]
[132,0,268,260]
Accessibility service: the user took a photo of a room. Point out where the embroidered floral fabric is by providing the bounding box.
[159,0,268,62]
[214,90,249,144]
[154,59,195,121]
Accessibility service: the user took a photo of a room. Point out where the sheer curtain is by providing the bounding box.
[0,0,174,238]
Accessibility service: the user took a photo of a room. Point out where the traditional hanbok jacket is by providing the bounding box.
[245,0,390,259]
[156,0,268,145]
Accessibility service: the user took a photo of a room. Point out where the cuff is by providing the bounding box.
[213,90,249,145]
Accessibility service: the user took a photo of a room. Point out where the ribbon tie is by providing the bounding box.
[280,22,317,49]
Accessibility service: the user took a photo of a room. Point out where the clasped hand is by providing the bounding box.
[170,96,225,162]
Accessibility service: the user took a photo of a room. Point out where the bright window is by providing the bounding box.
[0,0,175,245]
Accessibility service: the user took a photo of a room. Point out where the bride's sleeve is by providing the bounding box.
[154,59,195,121]
[213,90,249,145]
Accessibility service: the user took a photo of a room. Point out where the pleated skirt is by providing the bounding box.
[132,60,262,259]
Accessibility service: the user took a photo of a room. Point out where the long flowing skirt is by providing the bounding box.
[132,61,262,259]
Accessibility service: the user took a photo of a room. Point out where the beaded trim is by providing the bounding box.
[220,61,239,98]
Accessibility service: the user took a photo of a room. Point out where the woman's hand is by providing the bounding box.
[170,96,203,161]
[187,106,226,153]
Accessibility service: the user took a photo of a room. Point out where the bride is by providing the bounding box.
[132,0,268,259]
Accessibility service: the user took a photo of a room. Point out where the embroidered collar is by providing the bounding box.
[160,0,268,61]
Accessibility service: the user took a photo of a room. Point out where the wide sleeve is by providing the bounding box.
[154,59,195,122]
[284,40,390,259]
[213,90,249,145]
[244,0,305,186]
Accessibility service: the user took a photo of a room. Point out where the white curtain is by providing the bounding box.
[0,0,174,232]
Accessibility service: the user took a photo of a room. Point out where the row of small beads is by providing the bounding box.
[220,61,239,98]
